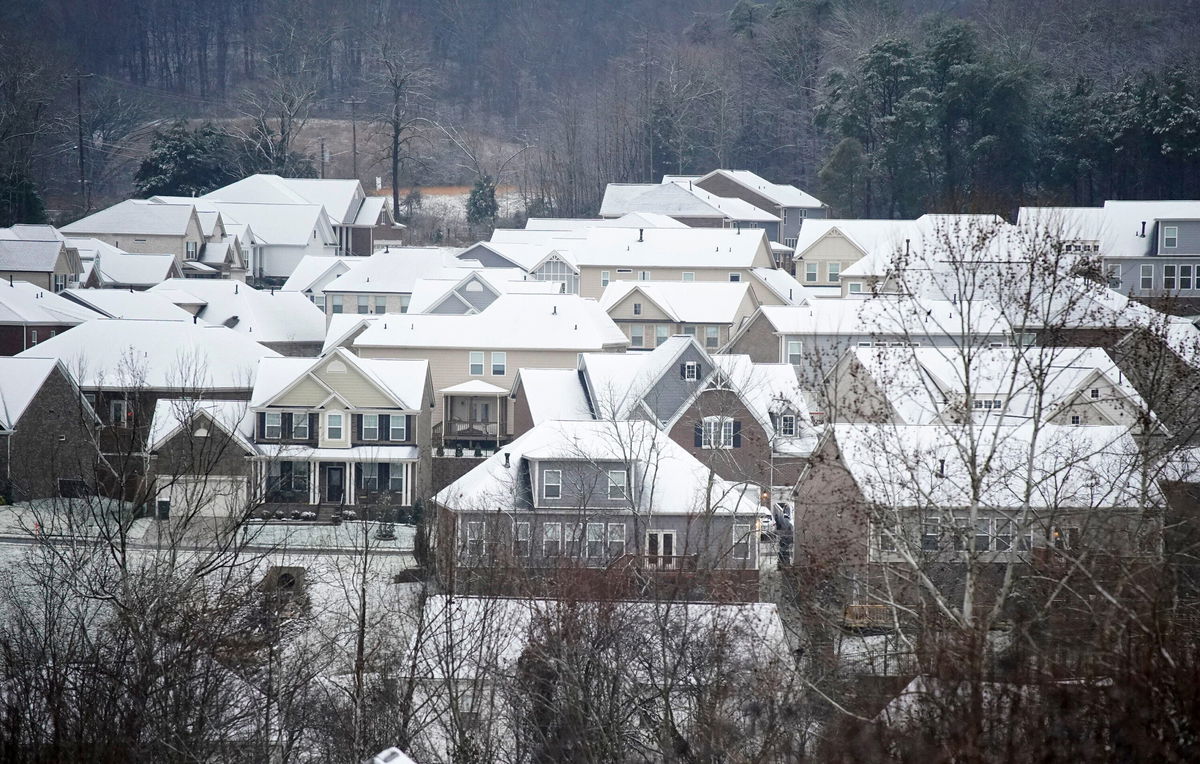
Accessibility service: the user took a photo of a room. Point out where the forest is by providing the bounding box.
[1,0,1199,225]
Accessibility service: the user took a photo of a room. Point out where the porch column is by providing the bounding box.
[345,461,355,506]
[309,461,319,504]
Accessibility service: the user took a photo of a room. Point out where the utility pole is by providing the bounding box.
[341,96,366,180]
[64,71,94,212]
[319,136,326,179]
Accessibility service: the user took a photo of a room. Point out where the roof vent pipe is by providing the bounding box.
[503,452,511,468]
[638,228,644,242]
[234,283,239,294]
[905,239,910,256]
[1140,221,1147,237]
[552,305,557,315]
[192,314,197,324]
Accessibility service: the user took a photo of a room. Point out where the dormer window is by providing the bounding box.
[543,469,561,499]
[1164,225,1179,249]
[265,412,282,439]
[780,414,796,437]
[682,361,699,381]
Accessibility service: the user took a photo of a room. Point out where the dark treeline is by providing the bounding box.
[2,0,1199,224]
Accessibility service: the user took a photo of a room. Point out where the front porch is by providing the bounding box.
[440,381,508,449]
[257,454,416,515]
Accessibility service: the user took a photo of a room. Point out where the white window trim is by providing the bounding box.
[702,416,734,449]
[468,350,484,376]
[326,412,344,440]
[1164,225,1179,249]
[491,351,507,376]
[362,413,379,441]
[265,412,282,439]
[390,415,407,441]
[543,469,562,499]
[607,469,627,500]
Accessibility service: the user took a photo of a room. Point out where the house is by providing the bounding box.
[280,255,363,309]
[511,335,820,493]
[201,174,403,257]
[432,419,765,597]
[0,280,103,354]
[688,169,828,248]
[405,269,563,315]
[599,181,782,238]
[60,288,196,322]
[0,357,99,502]
[790,218,919,296]
[726,297,1013,387]
[60,200,207,264]
[247,348,432,516]
[0,236,84,292]
[1018,201,1200,306]
[792,422,1156,620]
[470,225,778,301]
[75,241,183,290]
[17,319,279,495]
[149,279,326,356]
[525,212,689,231]
[319,246,474,318]
[598,280,761,351]
[826,345,1154,429]
[346,294,628,448]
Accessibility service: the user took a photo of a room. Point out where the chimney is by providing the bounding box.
[638,228,644,242]
[503,452,511,468]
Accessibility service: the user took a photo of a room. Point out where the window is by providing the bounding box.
[514,522,530,557]
[327,412,343,440]
[29,330,37,345]
[331,295,344,314]
[543,523,562,557]
[543,469,561,499]
[848,282,863,294]
[646,530,676,569]
[787,340,802,365]
[1141,264,1154,291]
[876,521,897,552]
[705,326,719,349]
[975,518,991,552]
[633,302,642,316]
[362,414,379,440]
[468,351,484,375]
[110,399,133,427]
[586,522,605,559]
[1070,414,1082,425]
[785,237,798,248]
[827,262,840,283]
[638,270,651,281]
[388,462,405,492]
[631,325,644,348]
[1106,264,1121,288]
[1090,388,1100,399]
[683,325,696,336]
[702,417,735,449]
[607,469,627,500]
[466,521,484,556]
[313,294,326,311]
[375,296,387,314]
[683,361,699,381]
[185,241,198,260]
[780,414,796,437]
[264,412,282,439]
[53,274,67,292]
[732,523,751,559]
[607,523,625,559]
[491,351,507,376]
[617,268,633,275]
[1052,526,1080,551]
[655,325,669,346]
[729,272,741,283]
[682,272,695,281]
[1164,225,1179,249]
[805,262,818,283]
[398,295,411,314]
[355,295,369,314]
[1183,265,1194,290]
[390,415,407,441]
[921,517,940,551]
[1165,264,1176,291]
[565,524,583,556]
[361,462,379,491]
[268,461,310,495]
[601,271,610,287]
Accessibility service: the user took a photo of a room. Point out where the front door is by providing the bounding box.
[325,465,344,503]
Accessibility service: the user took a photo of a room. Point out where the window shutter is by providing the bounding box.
[257,412,266,439]
[379,462,390,487]
[406,415,413,441]
[282,412,292,437]
[355,414,362,441]
[679,363,686,378]
[379,414,390,440]
[732,421,742,447]
[355,463,363,488]
[694,423,703,448]
[308,413,318,439]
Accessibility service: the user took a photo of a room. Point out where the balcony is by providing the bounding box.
[441,382,508,445]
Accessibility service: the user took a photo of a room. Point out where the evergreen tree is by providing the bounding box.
[134,121,238,197]
[0,172,47,227]
[466,175,499,226]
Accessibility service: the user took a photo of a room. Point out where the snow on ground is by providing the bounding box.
[240,520,416,551]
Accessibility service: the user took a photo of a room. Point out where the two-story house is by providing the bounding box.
[0,233,84,293]
[247,349,433,517]
[281,255,363,310]
[61,200,207,266]
[319,246,475,319]
[599,181,782,238]
[0,280,102,355]
[687,169,828,248]
[599,280,761,351]
[433,419,765,599]
[345,293,628,450]
[511,336,821,498]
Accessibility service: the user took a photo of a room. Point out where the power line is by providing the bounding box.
[63,71,95,213]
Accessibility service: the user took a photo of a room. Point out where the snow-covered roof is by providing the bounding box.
[203,174,358,221]
[600,280,752,323]
[750,267,810,306]
[0,239,66,273]
[88,251,180,287]
[664,181,781,222]
[510,368,593,425]
[0,357,62,430]
[524,212,688,231]
[435,419,763,515]
[440,379,508,395]
[252,349,428,411]
[1018,200,1200,257]
[756,296,1011,339]
[487,226,772,269]
[147,398,255,453]
[699,169,825,208]
[835,422,1149,509]
[405,268,561,314]
[149,279,325,344]
[353,195,389,226]
[17,319,279,391]
[61,288,193,321]
[280,255,360,293]
[353,293,628,352]
[710,355,814,439]
[322,247,471,294]
[600,182,779,222]
[0,281,102,325]
[61,200,196,237]
[155,196,330,247]
[791,218,917,260]
[0,224,63,242]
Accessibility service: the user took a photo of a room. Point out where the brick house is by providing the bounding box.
[0,280,101,355]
